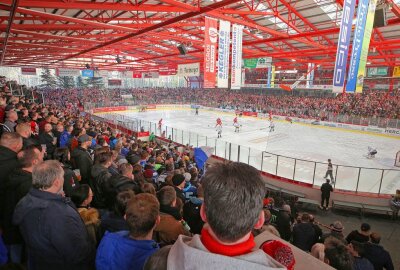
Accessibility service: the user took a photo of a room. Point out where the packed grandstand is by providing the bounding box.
[0,76,398,270]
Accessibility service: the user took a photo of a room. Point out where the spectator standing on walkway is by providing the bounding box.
[324,159,334,183]
[320,179,333,210]
[292,213,316,251]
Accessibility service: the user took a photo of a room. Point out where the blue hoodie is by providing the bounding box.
[96,231,159,270]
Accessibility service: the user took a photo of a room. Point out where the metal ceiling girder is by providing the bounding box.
[58,0,242,62]
[0,0,189,13]
[0,0,19,65]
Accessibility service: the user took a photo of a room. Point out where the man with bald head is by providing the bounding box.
[16,122,40,149]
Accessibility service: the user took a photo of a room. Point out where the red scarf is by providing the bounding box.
[200,228,255,257]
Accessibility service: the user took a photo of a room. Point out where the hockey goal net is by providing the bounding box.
[395,151,400,167]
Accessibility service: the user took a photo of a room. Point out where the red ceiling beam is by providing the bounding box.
[0,0,19,65]
[0,0,189,12]
[59,0,242,62]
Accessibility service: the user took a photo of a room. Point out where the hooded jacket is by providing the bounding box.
[96,231,159,270]
[146,233,286,270]
[13,189,95,270]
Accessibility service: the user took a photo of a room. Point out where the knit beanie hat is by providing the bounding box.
[172,174,185,186]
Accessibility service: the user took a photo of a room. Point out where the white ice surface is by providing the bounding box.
[107,109,400,194]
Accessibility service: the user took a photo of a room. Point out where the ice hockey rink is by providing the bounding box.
[103,108,400,194]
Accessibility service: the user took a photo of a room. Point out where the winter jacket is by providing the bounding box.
[22,136,40,149]
[321,182,333,197]
[154,209,191,246]
[2,169,32,245]
[13,189,95,270]
[59,130,72,148]
[0,145,19,220]
[107,174,141,199]
[71,146,93,185]
[292,222,316,251]
[145,234,286,270]
[100,211,129,234]
[183,197,204,235]
[276,210,292,241]
[96,231,159,270]
[39,132,56,158]
[62,164,79,197]
[364,243,394,270]
[353,256,375,270]
[91,164,112,209]
[346,230,370,243]
[78,207,101,247]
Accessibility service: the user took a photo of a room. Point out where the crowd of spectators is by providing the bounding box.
[0,78,397,270]
[41,87,400,120]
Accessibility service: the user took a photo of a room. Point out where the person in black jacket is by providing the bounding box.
[0,132,23,222]
[107,163,141,202]
[39,123,57,159]
[91,151,113,209]
[183,185,204,235]
[13,160,95,270]
[276,204,292,241]
[54,147,80,197]
[71,134,93,185]
[292,213,316,251]
[320,178,333,210]
[364,232,394,270]
[2,146,43,263]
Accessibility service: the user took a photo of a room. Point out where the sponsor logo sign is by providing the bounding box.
[217,20,230,88]
[58,68,80,77]
[21,67,37,75]
[81,69,94,78]
[204,17,218,88]
[332,0,356,93]
[231,24,243,89]
[355,0,378,92]
[177,63,200,77]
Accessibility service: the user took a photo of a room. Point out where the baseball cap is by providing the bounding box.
[78,134,92,143]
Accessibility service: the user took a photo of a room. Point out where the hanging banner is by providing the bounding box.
[267,66,272,88]
[332,0,357,93]
[58,68,80,77]
[231,24,244,90]
[243,57,272,68]
[21,67,37,75]
[204,17,218,88]
[177,63,200,76]
[355,0,378,92]
[393,66,400,77]
[306,63,315,88]
[346,0,369,92]
[217,20,230,88]
[271,66,276,88]
[81,69,94,78]
[132,73,142,78]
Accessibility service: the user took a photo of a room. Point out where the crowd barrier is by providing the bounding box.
[89,105,400,196]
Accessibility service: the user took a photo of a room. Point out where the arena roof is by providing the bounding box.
[0,0,399,71]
